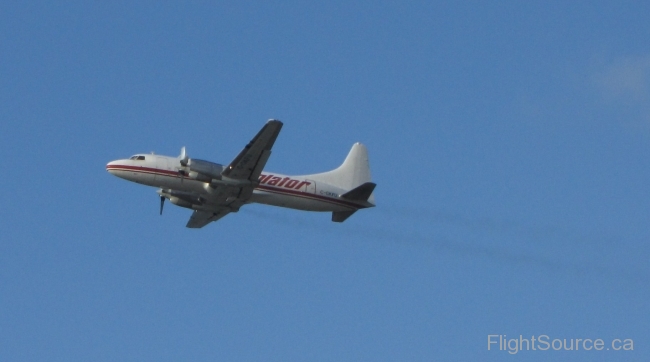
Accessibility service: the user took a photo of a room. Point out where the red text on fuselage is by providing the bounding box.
[259,174,311,190]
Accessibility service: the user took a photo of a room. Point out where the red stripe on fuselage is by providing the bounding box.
[107,164,178,176]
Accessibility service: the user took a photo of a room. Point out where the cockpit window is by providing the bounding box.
[129,155,146,160]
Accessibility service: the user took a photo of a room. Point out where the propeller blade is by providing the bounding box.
[179,146,188,166]
[160,196,165,215]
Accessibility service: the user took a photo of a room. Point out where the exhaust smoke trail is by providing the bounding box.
[243,206,648,284]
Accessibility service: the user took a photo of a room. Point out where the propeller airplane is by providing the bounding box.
[106,120,376,228]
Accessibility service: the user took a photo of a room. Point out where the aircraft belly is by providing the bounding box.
[251,189,352,212]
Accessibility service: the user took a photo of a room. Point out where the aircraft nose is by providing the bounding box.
[106,160,120,175]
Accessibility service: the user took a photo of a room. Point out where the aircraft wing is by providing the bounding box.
[186,209,231,228]
[221,120,283,181]
[183,120,283,229]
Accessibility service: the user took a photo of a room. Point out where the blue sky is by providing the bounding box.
[1,1,649,361]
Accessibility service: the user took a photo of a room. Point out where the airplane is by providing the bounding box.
[106,120,376,228]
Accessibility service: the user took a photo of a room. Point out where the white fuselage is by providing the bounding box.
[106,154,361,213]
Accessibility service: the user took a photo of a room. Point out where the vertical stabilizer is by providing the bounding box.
[307,143,372,190]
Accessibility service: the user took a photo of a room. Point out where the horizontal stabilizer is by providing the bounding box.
[332,182,376,222]
[332,210,356,223]
[341,182,376,202]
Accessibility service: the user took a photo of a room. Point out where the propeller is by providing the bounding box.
[179,146,188,166]
[160,196,165,215]
[178,169,187,183]
[178,146,189,183]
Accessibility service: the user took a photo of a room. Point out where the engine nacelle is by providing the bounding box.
[169,197,193,209]
[188,159,224,181]
[188,171,211,183]
[203,182,217,194]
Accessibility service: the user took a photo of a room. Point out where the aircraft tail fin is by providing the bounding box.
[307,143,373,191]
